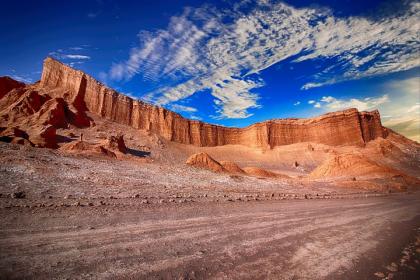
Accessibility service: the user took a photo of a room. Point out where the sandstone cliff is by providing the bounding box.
[34,57,388,148]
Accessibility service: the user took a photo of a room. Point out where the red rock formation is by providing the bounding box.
[0,127,28,139]
[38,57,387,148]
[309,154,394,179]
[60,140,118,158]
[34,98,67,128]
[102,135,127,154]
[219,161,245,174]
[0,90,48,125]
[27,125,58,148]
[60,134,128,159]
[242,167,284,178]
[0,77,24,99]
[186,152,226,172]
[186,153,289,179]
[0,127,31,146]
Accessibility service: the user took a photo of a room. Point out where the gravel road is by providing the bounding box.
[0,193,419,279]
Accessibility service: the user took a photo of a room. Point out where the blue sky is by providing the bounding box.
[1,0,419,140]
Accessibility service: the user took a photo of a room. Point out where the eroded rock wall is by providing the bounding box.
[39,57,386,148]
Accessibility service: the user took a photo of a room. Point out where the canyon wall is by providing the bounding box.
[40,57,386,148]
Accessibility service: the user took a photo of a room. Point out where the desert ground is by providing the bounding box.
[0,132,419,279]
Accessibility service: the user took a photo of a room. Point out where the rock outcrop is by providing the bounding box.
[27,125,58,148]
[103,135,127,154]
[60,135,127,158]
[309,154,394,179]
[0,127,31,146]
[186,152,289,179]
[0,70,96,148]
[60,140,116,158]
[219,161,245,174]
[0,88,59,148]
[38,57,387,149]
[0,77,24,99]
[186,152,226,173]
[242,167,283,178]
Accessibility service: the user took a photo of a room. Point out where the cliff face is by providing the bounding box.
[39,57,386,148]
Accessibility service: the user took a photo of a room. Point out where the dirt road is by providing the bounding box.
[0,193,419,279]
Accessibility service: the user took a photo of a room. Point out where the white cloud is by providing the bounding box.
[293,101,301,106]
[189,115,202,120]
[169,104,197,113]
[317,94,390,111]
[298,3,420,89]
[407,104,420,113]
[380,77,420,142]
[68,61,86,67]
[320,96,335,103]
[109,1,420,119]
[64,54,90,60]
[69,46,84,51]
[314,102,322,108]
[48,47,93,70]
[308,100,315,104]
[49,47,92,67]
[121,92,138,100]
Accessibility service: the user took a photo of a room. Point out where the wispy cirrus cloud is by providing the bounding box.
[298,3,420,89]
[49,46,92,67]
[108,0,420,119]
[310,94,390,111]
[169,104,197,113]
[63,54,90,60]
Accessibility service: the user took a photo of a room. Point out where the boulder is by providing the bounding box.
[103,135,127,153]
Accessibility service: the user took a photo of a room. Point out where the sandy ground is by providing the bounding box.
[0,124,419,279]
[0,142,391,203]
[0,193,419,279]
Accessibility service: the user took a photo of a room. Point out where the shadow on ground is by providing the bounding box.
[127,147,151,157]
